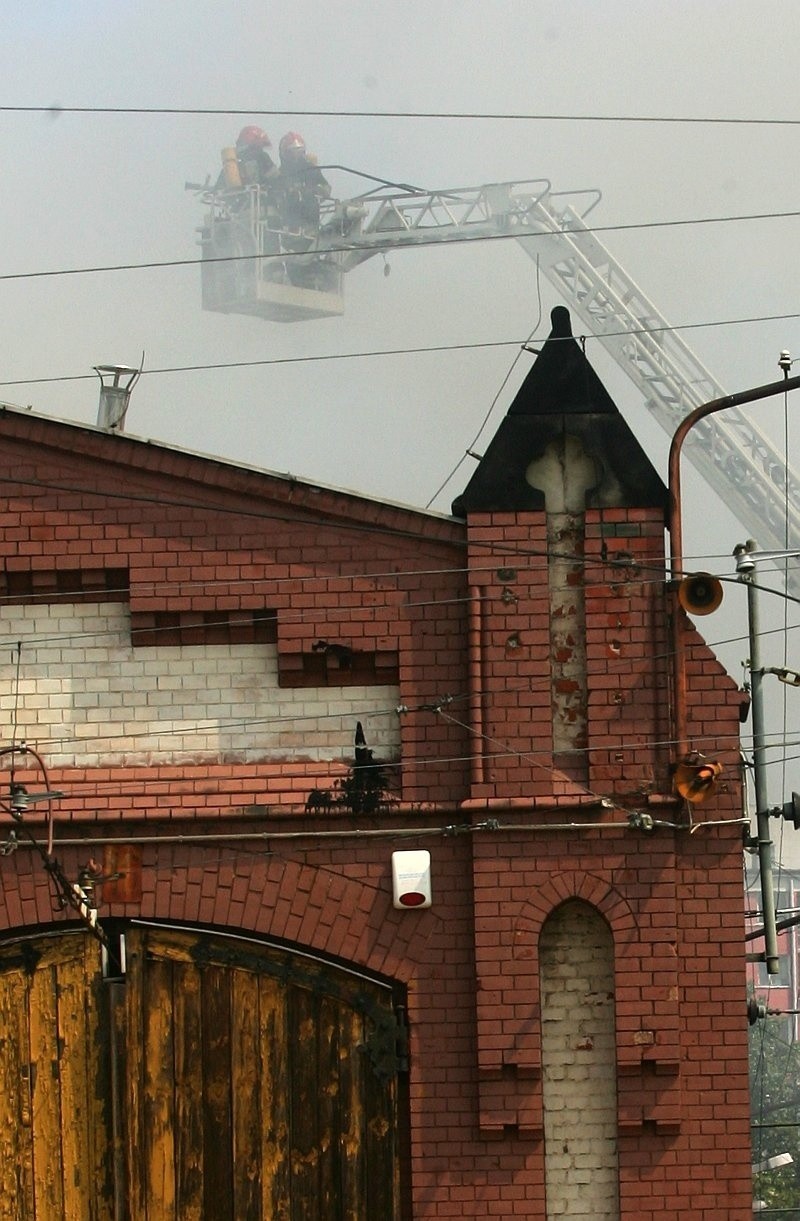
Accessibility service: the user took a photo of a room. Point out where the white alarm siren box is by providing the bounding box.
[392,850,432,909]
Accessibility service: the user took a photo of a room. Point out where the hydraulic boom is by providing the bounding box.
[197,176,800,571]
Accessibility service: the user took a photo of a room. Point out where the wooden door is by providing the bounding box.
[0,933,114,1220]
[0,927,402,1220]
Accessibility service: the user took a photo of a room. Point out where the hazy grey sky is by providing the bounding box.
[3,0,800,860]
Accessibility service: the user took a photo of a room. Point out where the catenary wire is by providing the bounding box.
[2,661,794,806]
[3,553,797,608]
[5,468,800,592]
[2,207,800,285]
[0,607,774,760]
[0,645,788,761]
[0,526,796,605]
[0,716,756,799]
[2,537,799,658]
[425,255,545,508]
[2,491,798,762]
[4,584,798,657]
[3,307,800,389]
[1,565,787,649]
[0,692,780,762]
[5,105,800,124]
[13,742,800,814]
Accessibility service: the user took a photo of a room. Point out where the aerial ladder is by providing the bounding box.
[194,176,800,570]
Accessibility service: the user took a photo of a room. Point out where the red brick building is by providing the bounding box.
[0,307,752,1217]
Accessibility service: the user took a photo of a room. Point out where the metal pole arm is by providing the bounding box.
[668,373,800,579]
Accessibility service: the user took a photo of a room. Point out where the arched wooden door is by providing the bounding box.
[0,932,113,1220]
[0,926,404,1220]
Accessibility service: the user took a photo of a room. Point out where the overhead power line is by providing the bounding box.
[3,105,800,126]
[0,341,518,387]
[2,206,800,285]
[2,472,800,609]
[3,308,800,390]
[0,686,751,769]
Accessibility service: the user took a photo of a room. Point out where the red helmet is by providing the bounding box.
[279,131,305,159]
[237,125,271,149]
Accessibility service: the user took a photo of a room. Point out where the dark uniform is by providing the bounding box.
[276,132,331,234]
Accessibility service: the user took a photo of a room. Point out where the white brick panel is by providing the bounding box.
[0,602,399,768]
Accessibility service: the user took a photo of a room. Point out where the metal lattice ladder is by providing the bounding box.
[330,180,800,578]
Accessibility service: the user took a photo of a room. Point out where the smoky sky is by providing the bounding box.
[2,0,800,862]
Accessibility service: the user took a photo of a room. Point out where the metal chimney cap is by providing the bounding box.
[95,361,142,432]
[94,364,140,382]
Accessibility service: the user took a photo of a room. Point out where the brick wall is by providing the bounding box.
[0,410,755,1218]
[0,821,753,1217]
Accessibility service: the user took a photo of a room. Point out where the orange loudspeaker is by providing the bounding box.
[674,756,722,804]
[678,572,723,616]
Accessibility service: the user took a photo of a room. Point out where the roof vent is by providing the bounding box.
[94,364,141,432]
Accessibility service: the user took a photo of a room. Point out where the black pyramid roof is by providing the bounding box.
[452,306,667,517]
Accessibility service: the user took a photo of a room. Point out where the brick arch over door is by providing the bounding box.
[0,845,441,987]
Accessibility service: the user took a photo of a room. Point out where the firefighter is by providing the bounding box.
[218,126,278,191]
[275,131,331,232]
[234,125,278,188]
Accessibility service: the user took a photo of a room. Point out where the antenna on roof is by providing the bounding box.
[94,354,143,432]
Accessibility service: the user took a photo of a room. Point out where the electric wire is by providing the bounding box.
[5,105,800,125]
[1,551,796,766]
[1,495,799,785]
[1,106,795,1092]
[0,533,797,608]
[2,704,796,814]
[5,467,800,591]
[0,708,748,826]
[2,635,792,772]
[5,557,798,610]
[2,546,799,646]
[5,566,794,651]
[3,593,798,675]
[1,734,756,802]
[0,710,765,768]
[2,206,800,286]
[5,559,789,740]
[0,341,520,386]
[0,472,467,545]
[1,519,797,763]
[2,304,800,390]
[2,510,798,590]
[0,615,772,771]
[0,644,781,854]
[425,254,544,508]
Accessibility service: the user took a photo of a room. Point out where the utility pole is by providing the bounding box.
[735,540,780,976]
[666,368,800,979]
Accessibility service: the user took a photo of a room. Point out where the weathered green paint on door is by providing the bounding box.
[0,927,402,1220]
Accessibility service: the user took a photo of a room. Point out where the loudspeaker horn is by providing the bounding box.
[673,755,722,804]
[677,572,723,616]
